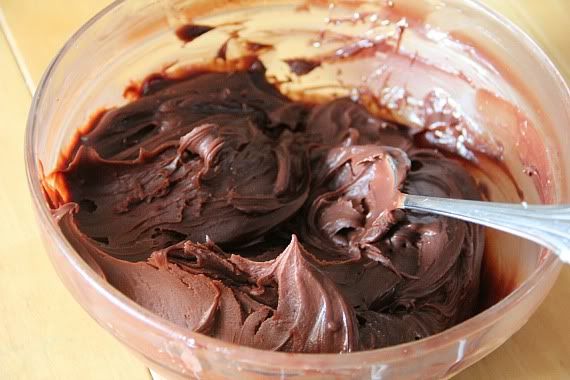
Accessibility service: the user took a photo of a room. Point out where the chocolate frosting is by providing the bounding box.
[50,63,484,353]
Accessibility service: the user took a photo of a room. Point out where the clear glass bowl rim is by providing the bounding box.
[24,0,568,370]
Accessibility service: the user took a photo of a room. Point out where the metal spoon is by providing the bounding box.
[398,194,570,264]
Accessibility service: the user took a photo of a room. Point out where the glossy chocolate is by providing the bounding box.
[48,62,484,353]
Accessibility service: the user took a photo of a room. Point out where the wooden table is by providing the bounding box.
[0,1,568,378]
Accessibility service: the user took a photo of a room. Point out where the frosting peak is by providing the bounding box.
[231,236,358,352]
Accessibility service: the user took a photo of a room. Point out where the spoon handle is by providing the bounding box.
[401,194,570,264]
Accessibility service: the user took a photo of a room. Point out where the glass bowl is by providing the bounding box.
[25,0,569,379]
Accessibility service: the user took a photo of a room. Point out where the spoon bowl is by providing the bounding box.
[400,194,570,264]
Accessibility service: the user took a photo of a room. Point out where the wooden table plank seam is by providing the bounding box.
[0,7,34,94]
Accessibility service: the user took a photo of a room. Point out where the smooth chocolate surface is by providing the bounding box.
[49,62,484,353]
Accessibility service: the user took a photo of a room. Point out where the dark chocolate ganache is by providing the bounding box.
[48,60,484,353]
